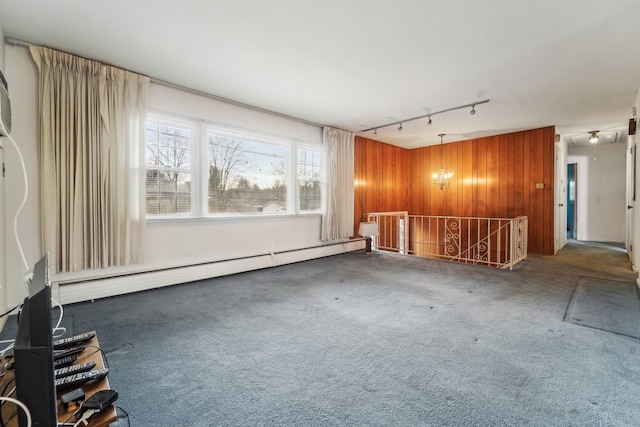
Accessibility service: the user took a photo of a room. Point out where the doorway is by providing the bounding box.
[567,163,577,239]
[626,135,635,266]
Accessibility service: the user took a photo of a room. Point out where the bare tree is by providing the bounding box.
[208,135,249,212]
[146,124,192,213]
[299,171,321,210]
[269,160,287,203]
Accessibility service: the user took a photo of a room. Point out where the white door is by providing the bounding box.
[626,134,635,268]
[554,139,568,253]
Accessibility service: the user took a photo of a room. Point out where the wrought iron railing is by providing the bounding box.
[365,212,528,270]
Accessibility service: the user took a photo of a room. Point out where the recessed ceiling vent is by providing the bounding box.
[0,70,12,137]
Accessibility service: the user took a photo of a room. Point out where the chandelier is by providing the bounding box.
[433,134,453,190]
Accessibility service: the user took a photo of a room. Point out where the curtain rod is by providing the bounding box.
[5,36,329,130]
[150,78,326,129]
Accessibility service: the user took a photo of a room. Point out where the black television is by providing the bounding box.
[14,254,57,427]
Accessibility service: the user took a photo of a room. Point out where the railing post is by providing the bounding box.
[509,218,515,270]
[404,212,409,255]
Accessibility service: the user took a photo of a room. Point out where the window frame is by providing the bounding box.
[202,124,292,217]
[145,112,322,221]
[296,145,323,214]
[145,114,199,219]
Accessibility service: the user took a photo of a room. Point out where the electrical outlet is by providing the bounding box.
[535,183,544,190]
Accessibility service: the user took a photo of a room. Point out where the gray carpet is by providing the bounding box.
[564,277,640,339]
[3,241,640,426]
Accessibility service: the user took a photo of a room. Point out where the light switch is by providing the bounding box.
[535,183,545,190]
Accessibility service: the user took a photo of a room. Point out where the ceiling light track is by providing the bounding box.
[361,99,490,134]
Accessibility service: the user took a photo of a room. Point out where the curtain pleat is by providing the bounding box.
[30,47,149,273]
[321,127,355,241]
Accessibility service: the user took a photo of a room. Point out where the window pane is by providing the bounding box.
[207,131,288,214]
[298,148,321,212]
[145,115,321,220]
[145,120,192,215]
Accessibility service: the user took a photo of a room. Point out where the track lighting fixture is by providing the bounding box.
[589,130,599,144]
[373,129,377,136]
[362,99,489,135]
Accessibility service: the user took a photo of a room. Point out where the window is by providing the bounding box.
[298,147,322,212]
[206,129,288,214]
[145,119,194,216]
[144,114,321,219]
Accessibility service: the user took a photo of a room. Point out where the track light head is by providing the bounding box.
[373,128,377,136]
[470,105,476,115]
[427,116,432,126]
[398,123,403,132]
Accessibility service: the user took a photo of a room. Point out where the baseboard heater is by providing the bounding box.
[56,239,365,305]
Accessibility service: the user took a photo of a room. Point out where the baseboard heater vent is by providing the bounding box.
[56,240,364,305]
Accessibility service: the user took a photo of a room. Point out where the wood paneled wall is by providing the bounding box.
[354,126,555,255]
[354,137,409,228]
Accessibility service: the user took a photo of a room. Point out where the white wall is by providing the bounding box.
[3,44,337,306]
[567,142,627,242]
[0,27,4,67]
[0,24,7,316]
[5,45,44,307]
[634,90,640,275]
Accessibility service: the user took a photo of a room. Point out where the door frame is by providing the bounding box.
[626,133,636,269]
[554,138,568,253]
[566,162,577,240]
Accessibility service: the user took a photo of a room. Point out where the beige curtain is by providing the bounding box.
[30,47,149,273]
[321,127,355,241]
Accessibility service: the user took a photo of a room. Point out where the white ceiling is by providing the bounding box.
[1,0,639,149]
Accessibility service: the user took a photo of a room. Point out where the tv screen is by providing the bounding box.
[14,254,57,427]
